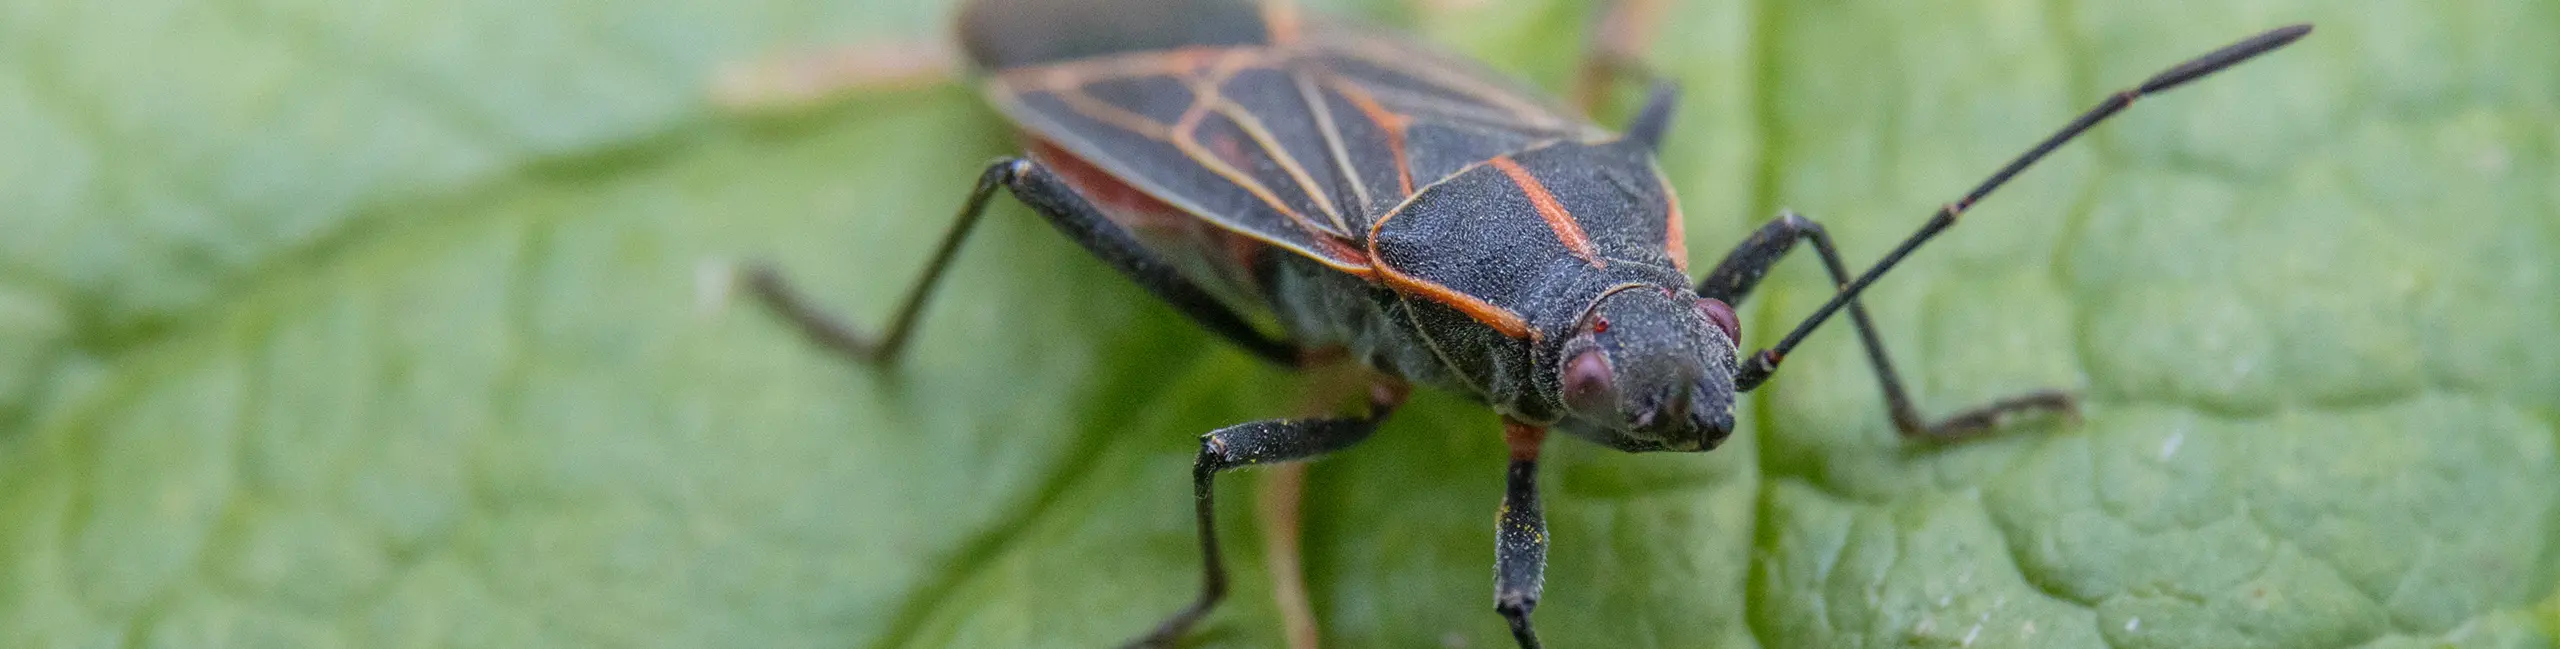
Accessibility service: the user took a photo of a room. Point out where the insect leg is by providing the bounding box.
[1128,384,1408,649]
[1493,420,1549,649]
[746,158,1302,367]
[1258,462,1319,649]
[1734,24,2312,392]
[743,161,1012,366]
[1004,159,1303,366]
[1703,211,2074,440]
[1262,362,1378,649]
[1573,0,1671,115]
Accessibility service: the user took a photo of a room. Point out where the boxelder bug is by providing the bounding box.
[740,1,2311,646]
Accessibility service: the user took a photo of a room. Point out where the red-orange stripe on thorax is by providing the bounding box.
[1374,263,1533,339]
[1658,171,1688,272]
[1489,156,1604,267]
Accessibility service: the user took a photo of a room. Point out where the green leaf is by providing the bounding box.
[2,0,2554,647]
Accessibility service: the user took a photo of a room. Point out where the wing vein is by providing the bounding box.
[1213,97,1346,234]
[1294,67,1372,226]
[1321,77,1414,197]
[1054,88,1176,141]
[1170,52,1350,251]
[1324,37,1567,128]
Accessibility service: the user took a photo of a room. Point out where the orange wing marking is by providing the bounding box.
[1323,78,1414,197]
[1293,69,1372,222]
[1322,37,1570,130]
[1348,80,1566,135]
[993,47,1229,142]
[1046,87,1176,141]
[1168,52,1358,257]
[1489,156,1603,267]
[1211,96,1347,234]
[1038,138,1375,280]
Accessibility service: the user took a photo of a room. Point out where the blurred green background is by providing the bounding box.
[1,0,2556,647]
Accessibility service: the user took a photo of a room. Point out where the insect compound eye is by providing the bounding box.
[1695,297,1740,344]
[1561,348,1616,415]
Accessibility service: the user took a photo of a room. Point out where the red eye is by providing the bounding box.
[1562,348,1614,413]
[1696,298,1739,344]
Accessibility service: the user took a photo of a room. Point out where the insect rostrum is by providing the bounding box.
[745,1,2311,646]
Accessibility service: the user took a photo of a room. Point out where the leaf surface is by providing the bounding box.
[0,0,2554,647]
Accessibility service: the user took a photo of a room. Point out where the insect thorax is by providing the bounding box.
[1259,252,1682,425]
[1262,253,1547,417]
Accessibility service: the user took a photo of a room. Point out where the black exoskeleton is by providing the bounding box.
[743,1,2312,646]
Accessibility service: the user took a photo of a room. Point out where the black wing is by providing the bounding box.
[964,0,1609,274]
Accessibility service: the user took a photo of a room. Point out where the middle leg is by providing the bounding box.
[1257,359,1377,649]
[1493,419,1550,649]
[1697,211,2074,441]
[1126,382,1409,648]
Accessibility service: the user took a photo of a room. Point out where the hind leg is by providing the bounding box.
[743,158,1302,368]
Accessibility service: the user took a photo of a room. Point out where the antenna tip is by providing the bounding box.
[2271,23,2315,44]
[2135,22,2316,94]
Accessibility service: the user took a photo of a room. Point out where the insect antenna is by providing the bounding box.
[1738,23,2312,390]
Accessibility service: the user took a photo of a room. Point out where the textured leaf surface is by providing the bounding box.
[1,0,2555,647]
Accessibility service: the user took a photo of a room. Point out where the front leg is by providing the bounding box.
[1126,383,1408,648]
[1698,211,2074,441]
[1494,419,1549,649]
